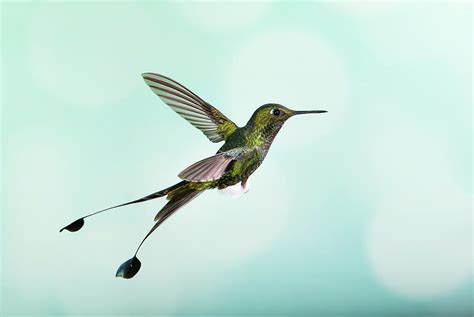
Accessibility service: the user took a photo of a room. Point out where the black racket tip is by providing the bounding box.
[116,256,141,279]
[60,218,85,232]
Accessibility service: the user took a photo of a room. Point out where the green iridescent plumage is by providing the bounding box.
[60,73,327,279]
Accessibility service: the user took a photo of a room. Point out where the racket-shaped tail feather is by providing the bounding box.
[116,186,203,279]
[60,181,189,233]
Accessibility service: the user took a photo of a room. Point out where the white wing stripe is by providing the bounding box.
[152,74,206,104]
[144,76,203,107]
[172,109,211,120]
[190,124,215,128]
[155,93,204,111]
[189,123,215,128]
[148,85,203,109]
[161,75,205,103]
[198,128,218,132]
[184,118,214,125]
[172,109,210,121]
[163,101,209,116]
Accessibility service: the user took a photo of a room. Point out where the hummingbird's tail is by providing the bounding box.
[61,180,205,279]
[60,180,190,233]
[116,184,204,279]
[154,183,203,221]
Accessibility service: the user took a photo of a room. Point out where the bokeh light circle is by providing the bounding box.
[173,2,269,32]
[365,126,472,299]
[225,29,348,147]
[368,192,472,299]
[27,3,158,108]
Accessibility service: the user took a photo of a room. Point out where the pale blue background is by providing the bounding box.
[1,1,472,316]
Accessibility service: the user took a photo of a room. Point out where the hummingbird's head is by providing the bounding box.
[245,104,327,144]
[248,103,327,128]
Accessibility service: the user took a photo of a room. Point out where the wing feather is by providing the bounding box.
[178,149,242,182]
[142,73,238,142]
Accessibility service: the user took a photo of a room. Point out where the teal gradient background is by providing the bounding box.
[1,1,472,316]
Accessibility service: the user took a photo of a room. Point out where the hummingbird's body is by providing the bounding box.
[198,117,280,190]
[61,73,327,279]
[165,105,288,204]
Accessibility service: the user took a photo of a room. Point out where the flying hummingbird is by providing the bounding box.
[60,73,327,279]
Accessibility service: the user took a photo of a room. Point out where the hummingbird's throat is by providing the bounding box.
[260,121,285,149]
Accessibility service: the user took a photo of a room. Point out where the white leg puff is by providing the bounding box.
[221,181,250,197]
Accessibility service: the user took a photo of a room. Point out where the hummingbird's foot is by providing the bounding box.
[242,181,249,194]
[220,181,249,197]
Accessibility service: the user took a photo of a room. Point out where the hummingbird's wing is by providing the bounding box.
[178,148,243,182]
[142,73,238,143]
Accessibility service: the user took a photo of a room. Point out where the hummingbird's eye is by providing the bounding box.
[270,108,281,116]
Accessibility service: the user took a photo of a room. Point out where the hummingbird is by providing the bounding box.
[60,73,327,279]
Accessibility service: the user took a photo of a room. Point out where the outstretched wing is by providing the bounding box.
[142,73,238,143]
[178,148,243,182]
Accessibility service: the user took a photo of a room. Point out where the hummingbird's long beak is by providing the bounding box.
[293,110,327,115]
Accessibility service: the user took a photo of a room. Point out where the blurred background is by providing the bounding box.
[1,1,472,316]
